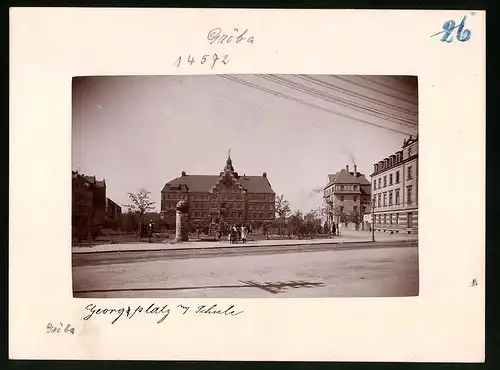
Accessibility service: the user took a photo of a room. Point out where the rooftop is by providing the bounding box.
[162,151,275,194]
[324,165,371,190]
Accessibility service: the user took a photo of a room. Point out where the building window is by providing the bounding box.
[383,176,387,187]
[408,147,412,157]
[373,196,376,207]
[407,166,413,180]
[354,196,357,201]
[362,206,366,213]
[395,214,399,225]
[395,189,400,205]
[389,191,393,205]
[383,214,386,224]
[340,196,344,201]
[378,194,381,207]
[202,212,207,217]
[195,211,200,217]
[353,206,358,213]
[389,174,393,185]
[407,186,413,205]
[238,212,243,217]
[383,192,387,206]
[389,213,392,224]
[396,171,400,183]
[373,181,376,190]
[378,178,381,188]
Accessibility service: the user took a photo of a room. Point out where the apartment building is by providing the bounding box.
[371,135,418,233]
[323,164,372,230]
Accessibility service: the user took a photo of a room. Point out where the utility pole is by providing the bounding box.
[371,197,375,242]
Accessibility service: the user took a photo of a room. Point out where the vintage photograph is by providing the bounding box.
[72,74,419,298]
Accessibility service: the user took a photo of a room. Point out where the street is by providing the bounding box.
[73,241,418,298]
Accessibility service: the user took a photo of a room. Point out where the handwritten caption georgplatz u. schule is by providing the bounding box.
[83,303,244,324]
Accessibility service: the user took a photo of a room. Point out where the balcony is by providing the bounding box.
[333,188,361,194]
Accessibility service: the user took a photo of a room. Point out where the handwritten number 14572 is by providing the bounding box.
[175,54,229,68]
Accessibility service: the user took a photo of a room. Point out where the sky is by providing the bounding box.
[72,74,418,213]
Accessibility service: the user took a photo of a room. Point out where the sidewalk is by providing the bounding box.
[72,230,418,254]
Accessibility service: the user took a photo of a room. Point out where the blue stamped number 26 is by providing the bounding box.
[433,15,472,43]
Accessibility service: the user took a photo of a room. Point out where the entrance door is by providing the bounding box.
[407,212,413,228]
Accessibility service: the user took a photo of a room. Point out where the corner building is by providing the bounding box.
[371,135,418,234]
[323,165,372,229]
[161,153,276,228]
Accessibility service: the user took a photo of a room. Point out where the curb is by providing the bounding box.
[72,239,417,255]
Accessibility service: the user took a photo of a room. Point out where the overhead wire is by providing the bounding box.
[298,75,418,117]
[219,75,416,136]
[258,74,417,129]
[329,75,419,105]
[357,75,418,97]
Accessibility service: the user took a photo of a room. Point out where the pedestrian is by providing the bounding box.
[237,226,241,242]
[228,229,232,243]
[241,226,247,243]
[233,226,238,243]
[331,222,336,237]
[217,229,222,242]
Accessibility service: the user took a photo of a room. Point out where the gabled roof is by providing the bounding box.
[324,169,371,189]
[83,175,96,184]
[327,173,339,183]
[333,169,356,184]
[162,174,275,194]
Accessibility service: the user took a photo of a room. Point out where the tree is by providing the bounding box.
[289,210,303,238]
[332,205,348,234]
[275,194,291,237]
[215,200,229,231]
[349,210,362,230]
[123,188,156,239]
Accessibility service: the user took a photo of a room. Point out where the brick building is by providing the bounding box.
[371,135,418,233]
[160,152,276,229]
[105,198,122,223]
[82,175,107,221]
[72,171,94,234]
[323,165,372,230]
[72,171,122,237]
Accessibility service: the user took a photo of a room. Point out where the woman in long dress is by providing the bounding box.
[240,226,247,243]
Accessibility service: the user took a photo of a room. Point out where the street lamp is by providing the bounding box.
[371,197,375,242]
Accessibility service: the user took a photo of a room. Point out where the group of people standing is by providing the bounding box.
[217,225,250,244]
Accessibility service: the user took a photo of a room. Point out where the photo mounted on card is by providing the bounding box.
[72,74,419,299]
[10,8,485,362]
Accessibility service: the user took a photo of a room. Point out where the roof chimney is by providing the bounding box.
[354,165,358,176]
[263,172,267,178]
[346,165,349,172]
[181,171,186,176]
